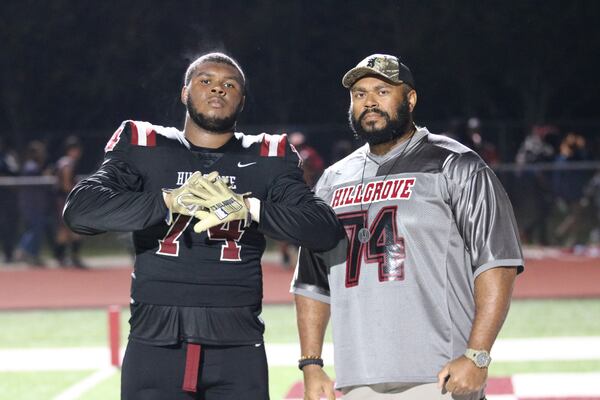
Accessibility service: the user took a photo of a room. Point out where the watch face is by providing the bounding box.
[476,352,490,367]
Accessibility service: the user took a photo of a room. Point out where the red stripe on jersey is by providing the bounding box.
[147,129,157,147]
[130,122,139,145]
[277,134,287,157]
[260,136,270,156]
[104,125,124,152]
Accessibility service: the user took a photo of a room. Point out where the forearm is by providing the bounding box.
[63,160,167,234]
[260,198,343,251]
[64,185,166,234]
[295,294,330,357]
[468,267,518,351]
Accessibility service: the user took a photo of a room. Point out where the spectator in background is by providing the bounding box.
[330,139,353,164]
[515,124,557,164]
[15,141,52,266]
[582,171,600,254]
[514,124,559,245]
[54,136,86,268]
[289,131,325,188]
[0,137,20,264]
[441,117,466,143]
[553,132,592,245]
[277,132,327,269]
[465,117,499,166]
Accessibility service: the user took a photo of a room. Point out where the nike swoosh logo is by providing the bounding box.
[237,162,257,168]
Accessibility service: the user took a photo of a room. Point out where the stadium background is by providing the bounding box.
[1,1,600,399]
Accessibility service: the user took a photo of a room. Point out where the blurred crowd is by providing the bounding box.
[0,136,86,267]
[2,119,600,268]
[510,124,599,252]
[446,120,600,254]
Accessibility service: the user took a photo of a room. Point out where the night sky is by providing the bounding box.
[2,0,599,165]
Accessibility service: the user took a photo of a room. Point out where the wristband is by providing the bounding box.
[298,357,324,370]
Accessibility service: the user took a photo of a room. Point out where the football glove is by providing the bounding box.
[162,171,218,225]
[187,173,251,233]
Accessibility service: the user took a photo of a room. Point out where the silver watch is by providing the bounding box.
[464,348,491,368]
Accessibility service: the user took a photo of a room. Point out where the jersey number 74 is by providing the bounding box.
[156,215,244,261]
[338,206,406,287]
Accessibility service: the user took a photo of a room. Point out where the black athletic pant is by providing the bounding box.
[121,340,269,400]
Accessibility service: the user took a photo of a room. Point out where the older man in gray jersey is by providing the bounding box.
[292,54,523,399]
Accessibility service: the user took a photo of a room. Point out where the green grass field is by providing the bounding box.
[1,299,599,399]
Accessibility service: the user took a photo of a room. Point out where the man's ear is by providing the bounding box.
[408,89,417,113]
[181,86,188,105]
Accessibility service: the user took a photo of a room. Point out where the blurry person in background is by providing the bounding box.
[441,117,465,143]
[0,137,20,264]
[279,132,326,269]
[330,139,353,164]
[581,171,600,255]
[514,124,559,245]
[553,132,591,245]
[15,141,53,266]
[289,131,325,188]
[465,117,499,166]
[54,136,86,268]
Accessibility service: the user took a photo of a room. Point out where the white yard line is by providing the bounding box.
[285,373,600,399]
[52,367,117,400]
[488,336,600,362]
[512,372,600,396]
[0,336,599,372]
[267,336,600,366]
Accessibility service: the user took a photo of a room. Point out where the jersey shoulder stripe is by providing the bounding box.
[105,120,188,153]
[234,132,301,166]
[260,133,288,157]
[129,121,156,147]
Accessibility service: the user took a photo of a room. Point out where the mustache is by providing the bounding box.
[358,108,390,123]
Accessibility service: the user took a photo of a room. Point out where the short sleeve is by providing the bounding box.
[451,165,524,277]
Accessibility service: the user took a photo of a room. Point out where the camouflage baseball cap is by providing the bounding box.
[342,54,415,89]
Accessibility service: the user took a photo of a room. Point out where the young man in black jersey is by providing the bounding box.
[63,52,343,400]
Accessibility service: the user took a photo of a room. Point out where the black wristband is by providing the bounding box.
[298,357,324,370]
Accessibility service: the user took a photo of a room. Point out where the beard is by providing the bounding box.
[186,96,242,133]
[349,98,412,145]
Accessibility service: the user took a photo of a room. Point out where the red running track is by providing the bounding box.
[0,256,599,310]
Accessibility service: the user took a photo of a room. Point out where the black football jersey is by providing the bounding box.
[64,120,343,344]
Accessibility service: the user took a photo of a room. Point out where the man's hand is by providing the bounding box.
[162,171,215,225]
[302,365,335,400]
[437,356,487,395]
[187,172,251,233]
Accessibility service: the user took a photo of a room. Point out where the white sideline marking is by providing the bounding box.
[53,367,116,400]
[266,336,600,366]
[493,336,600,361]
[0,347,125,371]
[1,337,600,371]
[512,372,600,396]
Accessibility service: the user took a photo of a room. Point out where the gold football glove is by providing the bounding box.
[187,173,251,233]
[162,171,219,225]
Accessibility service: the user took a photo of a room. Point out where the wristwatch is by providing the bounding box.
[464,348,491,368]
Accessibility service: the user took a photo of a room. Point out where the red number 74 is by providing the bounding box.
[338,206,406,288]
[157,216,244,261]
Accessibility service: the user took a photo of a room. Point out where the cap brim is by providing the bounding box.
[342,67,402,88]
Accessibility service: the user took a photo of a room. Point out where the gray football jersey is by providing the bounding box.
[291,127,524,389]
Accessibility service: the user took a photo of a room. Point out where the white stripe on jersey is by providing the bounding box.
[136,121,149,146]
[268,135,281,156]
